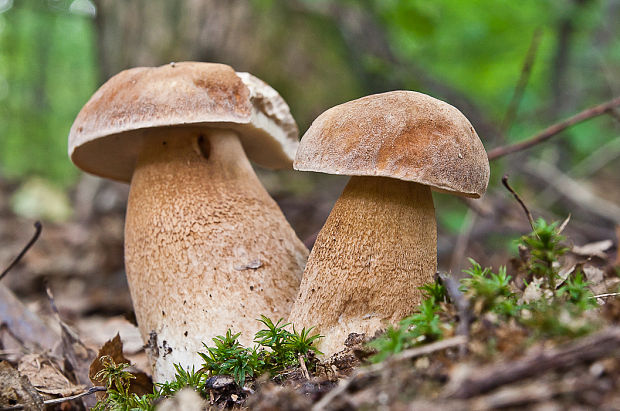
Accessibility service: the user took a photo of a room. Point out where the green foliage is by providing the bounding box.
[92,355,157,411]
[369,218,602,364]
[198,329,258,387]
[93,356,135,400]
[94,317,322,410]
[461,259,515,315]
[0,0,96,184]
[419,282,446,305]
[556,271,598,312]
[519,218,570,289]
[156,364,205,397]
[521,299,597,339]
[199,317,322,386]
[369,298,443,363]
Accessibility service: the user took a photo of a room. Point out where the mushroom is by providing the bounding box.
[68,62,309,381]
[288,91,489,356]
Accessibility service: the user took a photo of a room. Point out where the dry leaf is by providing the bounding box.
[572,240,613,259]
[18,353,85,396]
[77,315,143,354]
[520,277,544,304]
[89,333,153,397]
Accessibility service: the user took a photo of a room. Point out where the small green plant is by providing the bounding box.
[198,317,323,386]
[156,364,205,397]
[519,218,569,289]
[286,325,324,357]
[93,317,322,410]
[199,329,259,387]
[556,271,597,312]
[419,282,446,304]
[92,355,156,411]
[460,259,515,315]
[369,298,444,362]
[521,299,596,338]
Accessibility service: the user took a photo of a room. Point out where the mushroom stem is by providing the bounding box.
[288,176,436,356]
[125,127,308,381]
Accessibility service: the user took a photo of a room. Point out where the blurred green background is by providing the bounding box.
[0,0,619,268]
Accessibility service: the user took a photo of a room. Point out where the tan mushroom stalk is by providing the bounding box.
[68,63,308,381]
[288,91,490,356]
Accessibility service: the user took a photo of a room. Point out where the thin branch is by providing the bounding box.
[298,354,310,380]
[445,326,620,399]
[312,336,466,411]
[502,175,535,230]
[488,96,620,160]
[0,386,106,410]
[501,27,543,134]
[438,273,472,356]
[0,222,42,282]
[592,292,620,299]
[525,160,620,224]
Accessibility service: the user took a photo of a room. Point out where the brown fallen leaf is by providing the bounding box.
[17,353,85,397]
[89,333,153,398]
[572,239,613,259]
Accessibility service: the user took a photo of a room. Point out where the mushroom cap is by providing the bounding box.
[294,91,490,198]
[69,62,299,182]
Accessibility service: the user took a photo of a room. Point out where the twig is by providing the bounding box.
[0,221,42,282]
[0,386,106,410]
[488,96,620,160]
[438,273,472,353]
[525,160,620,224]
[501,175,535,230]
[312,336,466,411]
[592,292,620,299]
[445,326,620,399]
[298,354,310,380]
[501,27,543,134]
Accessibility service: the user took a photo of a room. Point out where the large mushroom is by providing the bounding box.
[68,62,308,381]
[288,91,490,356]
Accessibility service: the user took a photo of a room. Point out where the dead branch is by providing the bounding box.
[469,377,591,410]
[502,175,535,230]
[445,326,620,399]
[525,160,620,224]
[438,273,472,351]
[488,96,620,160]
[0,222,42,282]
[0,386,106,410]
[312,336,466,411]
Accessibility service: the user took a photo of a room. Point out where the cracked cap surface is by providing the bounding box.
[69,62,299,182]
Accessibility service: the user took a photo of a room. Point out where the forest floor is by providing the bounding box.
[0,177,619,410]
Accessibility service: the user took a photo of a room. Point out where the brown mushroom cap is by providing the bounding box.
[294,90,490,198]
[69,62,299,182]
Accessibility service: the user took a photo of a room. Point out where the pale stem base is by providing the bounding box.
[125,127,308,381]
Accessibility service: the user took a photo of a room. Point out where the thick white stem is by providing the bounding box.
[289,176,436,356]
[125,127,308,381]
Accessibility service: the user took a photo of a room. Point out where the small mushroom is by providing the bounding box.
[288,91,489,356]
[68,62,308,381]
